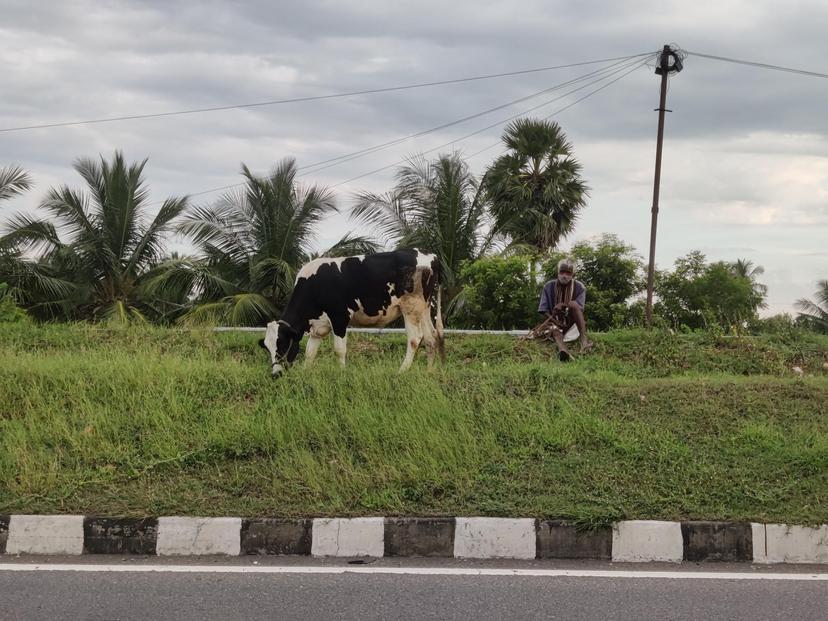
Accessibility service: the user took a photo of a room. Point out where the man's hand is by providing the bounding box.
[554,302,567,311]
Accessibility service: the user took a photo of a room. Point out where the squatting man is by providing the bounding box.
[537,258,593,361]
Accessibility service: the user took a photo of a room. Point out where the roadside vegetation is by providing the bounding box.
[1,324,825,524]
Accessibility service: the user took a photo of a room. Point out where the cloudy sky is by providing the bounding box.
[2,0,827,315]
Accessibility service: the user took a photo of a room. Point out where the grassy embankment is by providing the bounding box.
[1,323,826,525]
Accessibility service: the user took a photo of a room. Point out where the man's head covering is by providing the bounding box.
[557,258,575,273]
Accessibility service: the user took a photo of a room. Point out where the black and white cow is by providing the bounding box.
[259,249,445,376]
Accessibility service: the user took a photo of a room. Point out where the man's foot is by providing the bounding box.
[559,349,572,362]
[580,340,594,353]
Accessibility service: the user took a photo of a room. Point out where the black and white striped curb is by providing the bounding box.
[1,516,826,563]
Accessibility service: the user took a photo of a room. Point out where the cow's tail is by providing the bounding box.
[435,284,446,364]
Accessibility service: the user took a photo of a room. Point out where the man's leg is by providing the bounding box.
[551,326,572,362]
[566,302,593,350]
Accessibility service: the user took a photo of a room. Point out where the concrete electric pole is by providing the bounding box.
[645,44,683,328]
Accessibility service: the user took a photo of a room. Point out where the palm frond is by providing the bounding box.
[794,281,828,329]
[228,293,277,326]
[249,256,295,295]
[0,166,33,201]
[0,214,63,253]
[179,293,276,327]
[318,232,382,258]
[127,195,189,274]
[0,257,76,303]
[100,299,148,326]
[350,190,414,243]
[41,186,96,240]
[178,301,229,327]
[141,257,238,302]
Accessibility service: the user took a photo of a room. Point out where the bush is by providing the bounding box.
[749,313,799,336]
[655,252,766,330]
[0,283,28,323]
[452,255,540,329]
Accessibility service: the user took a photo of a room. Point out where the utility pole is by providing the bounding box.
[645,44,682,328]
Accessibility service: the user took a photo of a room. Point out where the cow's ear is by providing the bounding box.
[258,338,267,350]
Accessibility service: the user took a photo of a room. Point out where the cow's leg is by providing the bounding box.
[400,312,423,372]
[304,334,323,368]
[327,312,350,368]
[419,312,437,368]
[333,333,347,367]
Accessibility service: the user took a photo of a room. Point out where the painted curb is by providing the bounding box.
[385,517,455,557]
[454,518,536,559]
[536,520,612,559]
[0,515,10,555]
[156,517,241,556]
[6,515,85,555]
[241,518,312,555]
[83,517,158,555]
[1,516,825,563]
[681,521,752,562]
[612,520,684,562]
[311,518,384,557]
[752,523,828,564]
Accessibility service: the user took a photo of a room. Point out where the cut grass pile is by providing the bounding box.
[0,323,826,525]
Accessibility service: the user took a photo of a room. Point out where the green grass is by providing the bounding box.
[1,323,826,525]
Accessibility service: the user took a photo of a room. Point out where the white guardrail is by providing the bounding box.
[213,327,531,336]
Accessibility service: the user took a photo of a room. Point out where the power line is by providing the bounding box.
[331,56,652,189]
[686,50,828,80]
[466,57,652,160]
[0,53,656,134]
[300,55,646,175]
[174,55,651,203]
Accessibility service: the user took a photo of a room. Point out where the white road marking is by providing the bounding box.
[0,564,826,580]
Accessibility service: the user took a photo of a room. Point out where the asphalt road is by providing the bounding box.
[1,557,826,621]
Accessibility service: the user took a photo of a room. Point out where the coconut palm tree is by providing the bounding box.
[483,118,588,253]
[0,165,78,318]
[795,280,828,334]
[146,158,378,326]
[351,152,491,297]
[731,259,768,297]
[0,152,187,322]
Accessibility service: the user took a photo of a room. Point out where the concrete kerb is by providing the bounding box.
[753,523,828,564]
[0,515,10,554]
[385,517,455,557]
[681,521,752,562]
[83,517,158,555]
[6,515,85,555]
[612,520,684,562]
[241,518,312,556]
[1,516,827,563]
[311,518,385,558]
[454,518,536,559]
[156,517,241,556]
[536,520,612,559]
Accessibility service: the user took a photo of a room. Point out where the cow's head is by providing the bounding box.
[259,320,301,377]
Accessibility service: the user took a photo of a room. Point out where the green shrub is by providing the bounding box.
[0,283,28,323]
[452,255,540,330]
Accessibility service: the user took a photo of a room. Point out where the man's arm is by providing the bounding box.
[574,282,586,309]
[538,281,554,315]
